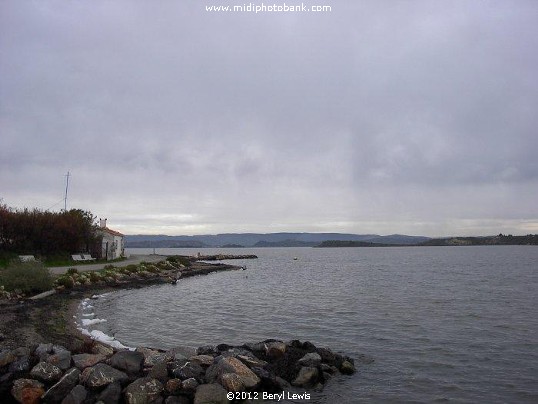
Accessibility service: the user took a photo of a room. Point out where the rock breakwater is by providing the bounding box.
[1,339,355,403]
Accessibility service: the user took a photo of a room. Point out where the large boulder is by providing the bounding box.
[292,366,319,387]
[41,367,80,402]
[8,355,32,375]
[340,360,356,374]
[193,383,228,404]
[298,352,322,367]
[205,356,260,389]
[109,350,144,374]
[62,384,87,404]
[72,353,107,370]
[0,350,17,367]
[98,381,122,403]
[136,347,172,368]
[265,341,286,359]
[81,363,129,389]
[29,361,63,383]
[11,378,45,404]
[219,373,245,392]
[189,355,214,368]
[171,361,204,381]
[46,346,72,370]
[123,377,164,404]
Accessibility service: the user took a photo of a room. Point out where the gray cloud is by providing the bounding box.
[1,0,537,236]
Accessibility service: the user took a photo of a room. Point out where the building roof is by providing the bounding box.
[99,227,124,237]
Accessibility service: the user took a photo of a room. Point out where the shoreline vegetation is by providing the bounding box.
[0,255,358,403]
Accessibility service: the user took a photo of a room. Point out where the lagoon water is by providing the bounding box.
[82,246,538,403]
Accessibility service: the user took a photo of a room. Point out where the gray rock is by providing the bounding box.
[292,366,319,387]
[81,363,129,388]
[220,372,245,392]
[109,350,144,374]
[11,378,45,404]
[181,377,198,393]
[35,343,54,360]
[165,378,183,395]
[167,346,196,361]
[98,381,122,403]
[124,377,164,404]
[61,384,87,404]
[8,355,31,374]
[0,350,17,367]
[91,343,115,357]
[42,367,80,402]
[265,341,286,359]
[205,356,260,389]
[172,361,204,381]
[137,347,171,368]
[236,354,267,369]
[148,361,169,383]
[30,361,63,383]
[298,352,322,367]
[189,355,214,367]
[72,353,107,369]
[11,347,31,357]
[165,396,190,404]
[196,345,216,356]
[48,346,72,370]
[340,360,356,375]
[193,383,228,404]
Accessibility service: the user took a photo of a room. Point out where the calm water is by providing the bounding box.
[81,246,538,403]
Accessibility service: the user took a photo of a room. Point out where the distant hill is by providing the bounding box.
[420,234,538,246]
[124,232,431,248]
[318,234,538,247]
[253,239,318,247]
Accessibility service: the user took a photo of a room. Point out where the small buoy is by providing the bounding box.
[293,257,298,260]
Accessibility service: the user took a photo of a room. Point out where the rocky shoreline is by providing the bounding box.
[0,256,358,403]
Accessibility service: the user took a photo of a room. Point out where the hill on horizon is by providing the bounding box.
[124,232,431,248]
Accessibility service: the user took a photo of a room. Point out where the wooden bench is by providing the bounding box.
[71,254,96,262]
[19,255,36,262]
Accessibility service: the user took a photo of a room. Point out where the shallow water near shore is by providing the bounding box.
[79,246,538,403]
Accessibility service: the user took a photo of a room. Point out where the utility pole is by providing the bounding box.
[64,171,70,211]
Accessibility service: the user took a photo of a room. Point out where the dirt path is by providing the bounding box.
[48,254,166,275]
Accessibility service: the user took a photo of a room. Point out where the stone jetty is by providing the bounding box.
[192,254,258,261]
[1,339,355,403]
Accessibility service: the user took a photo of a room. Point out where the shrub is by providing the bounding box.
[56,276,75,289]
[89,272,102,283]
[67,267,79,275]
[166,256,191,267]
[0,261,54,294]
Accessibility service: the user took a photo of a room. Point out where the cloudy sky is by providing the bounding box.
[1,1,537,236]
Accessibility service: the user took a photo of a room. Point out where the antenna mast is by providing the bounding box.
[64,171,70,211]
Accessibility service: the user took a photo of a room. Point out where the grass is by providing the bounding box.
[0,260,54,294]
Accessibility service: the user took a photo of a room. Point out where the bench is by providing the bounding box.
[19,255,36,262]
[71,254,96,262]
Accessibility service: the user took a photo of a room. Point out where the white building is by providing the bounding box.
[97,219,124,260]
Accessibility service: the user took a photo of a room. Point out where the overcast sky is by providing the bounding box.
[1,1,537,237]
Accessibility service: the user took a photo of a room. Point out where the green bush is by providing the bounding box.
[67,267,79,275]
[0,261,54,294]
[56,275,75,289]
[166,255,191,267]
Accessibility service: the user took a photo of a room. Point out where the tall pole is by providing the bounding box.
[64,171,70,211]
